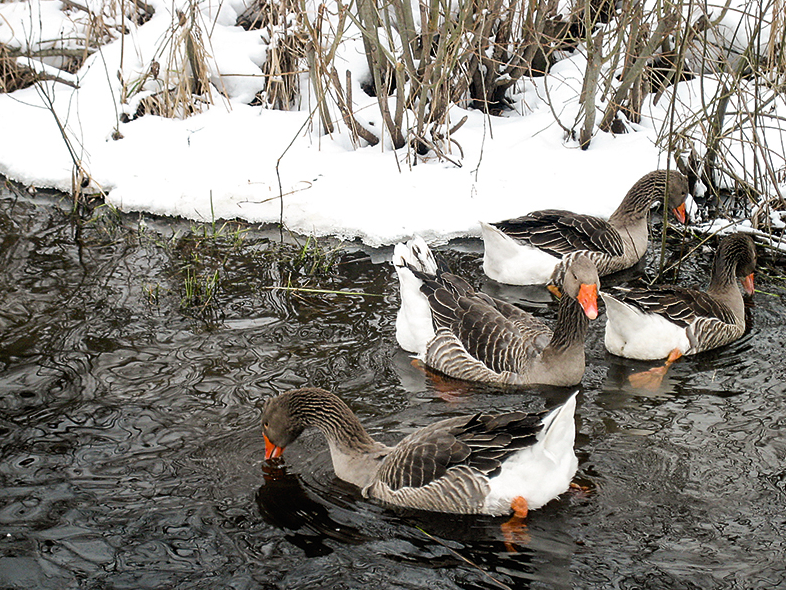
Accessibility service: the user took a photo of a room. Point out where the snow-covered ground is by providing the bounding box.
[1,0,784,248]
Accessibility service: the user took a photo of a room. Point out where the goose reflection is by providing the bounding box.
[256,461,371,556]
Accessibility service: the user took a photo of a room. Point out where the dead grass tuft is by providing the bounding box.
[239,0,306,110]
[0,43,39,93]
[121,1,213,120]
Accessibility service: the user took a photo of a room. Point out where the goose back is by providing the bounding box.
[490,210,624,259]
[418,271,552,375]
[367,411,543,514]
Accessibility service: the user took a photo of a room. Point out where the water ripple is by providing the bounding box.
[2,186,786,589]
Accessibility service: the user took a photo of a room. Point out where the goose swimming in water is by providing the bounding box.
[394,236,599,387]
[480,170,690,288]
[601,232,756,389]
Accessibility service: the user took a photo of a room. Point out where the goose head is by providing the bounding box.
[562,255,600,320]
[615,170,691,225]
[664,171,690,224]
[261,388,379,462]
[261,392,305,460]
[722,233,757,295]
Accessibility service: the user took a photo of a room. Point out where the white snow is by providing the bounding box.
[1,0,784,248]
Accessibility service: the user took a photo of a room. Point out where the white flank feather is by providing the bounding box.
[480,221,560,285]
[483,392,578,515]
[393,236,437,355]
[601,292,691,360]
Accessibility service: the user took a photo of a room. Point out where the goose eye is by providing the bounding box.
[263,421,269,429]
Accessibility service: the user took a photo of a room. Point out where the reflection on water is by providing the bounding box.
[256,462,371,556]
[1,179,785,589]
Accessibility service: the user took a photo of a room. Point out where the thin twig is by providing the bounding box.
[263,286,384,297]
[275,105,321,242]
[414,526,514,590]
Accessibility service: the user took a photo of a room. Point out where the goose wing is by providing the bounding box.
[493,210,624,258]
[421,273,552,373]
[367,412,544,512]
[608,285,737,327]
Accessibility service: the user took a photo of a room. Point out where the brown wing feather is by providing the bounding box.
[375,412,543,492]
[608,285,737,327]
[493,210,625,258]
[450,296,549,374]
[413,271,550,374]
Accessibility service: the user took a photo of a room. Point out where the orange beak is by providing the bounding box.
[577,283,598,320]
[264,434,284,460]
[741,272,755,295]
[672,203,688,224]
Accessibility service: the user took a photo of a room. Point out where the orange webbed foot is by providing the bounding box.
[628,349,683,390]
[412,359,472,402]
[569,481,593,499]
[420,365,472,403]
[628,366,669,390]
[501,496,530,552]
[546,284,562,299]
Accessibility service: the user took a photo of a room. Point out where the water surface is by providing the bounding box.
[1,180,785,589]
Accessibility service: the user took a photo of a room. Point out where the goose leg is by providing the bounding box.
[501,496,530,552]
[628,349,683,390]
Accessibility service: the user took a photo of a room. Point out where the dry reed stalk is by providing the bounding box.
[132,1,213,119]
[599,12,678,132]
[297,0,388,145]
[356,0,406,148]
[0,0,127,94]
[263,27,305,110]
[246,0,306,111]
[578,28,602,148]
[768,0,785,76]
[658,0,786,229]
[0,43,39,93]
[282,0,580,158]
[326,67,379,146]
[238,0,315,113]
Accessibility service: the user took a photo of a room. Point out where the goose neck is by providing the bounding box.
[289,390,379,453]
[548,294,589,351]
[609,186,656,226]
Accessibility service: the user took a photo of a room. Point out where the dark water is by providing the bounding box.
[1,179,785,590]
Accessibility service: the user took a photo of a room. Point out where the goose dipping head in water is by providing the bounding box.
[261,387,579,531]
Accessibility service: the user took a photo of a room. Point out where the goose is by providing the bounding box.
[480,170,690,288]
[601,232,756,389]
[262,387,578,521]
[393,236,599,387]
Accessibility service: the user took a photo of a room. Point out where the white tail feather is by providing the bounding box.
[484,391,578,514]
[539,391,578,458]
[480,221,558,285]
[393,236,437,355]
